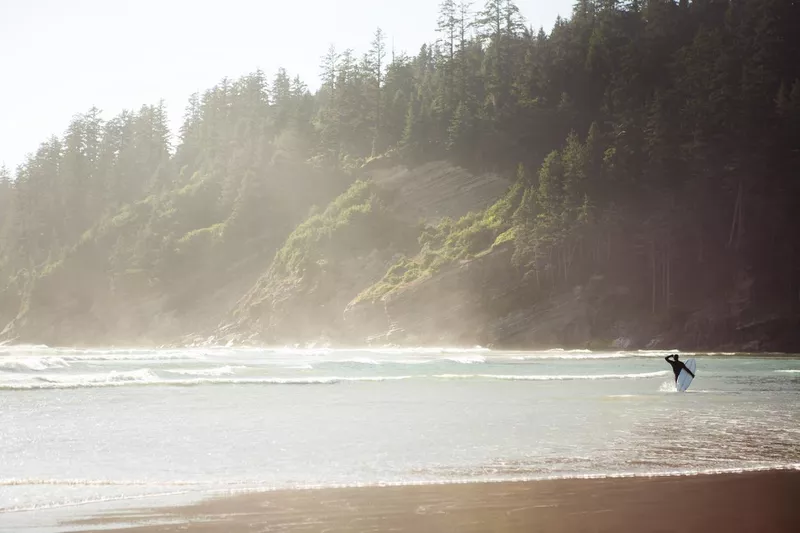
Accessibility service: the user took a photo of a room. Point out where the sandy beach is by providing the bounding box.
[65,470,800,532]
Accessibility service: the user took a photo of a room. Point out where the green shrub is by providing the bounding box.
[271,180,399,277]
[356,181,525,302]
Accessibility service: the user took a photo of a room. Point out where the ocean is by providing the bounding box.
[1,345,799,531]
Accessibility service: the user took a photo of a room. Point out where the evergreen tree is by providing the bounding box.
[367,27,387,156]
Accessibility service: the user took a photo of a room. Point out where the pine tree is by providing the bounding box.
[272,68,293,131]
[0,165,12,250]
[367,28,387,156]
[436,0,460,123]
[476,0,524,111]
[320,45,340,91]
[447,100,476,159]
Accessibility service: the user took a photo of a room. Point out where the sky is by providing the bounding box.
[0,0,573,172]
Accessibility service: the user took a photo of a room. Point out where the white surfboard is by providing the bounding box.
[676,358,696,392]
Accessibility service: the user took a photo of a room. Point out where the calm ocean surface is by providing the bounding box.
[1,345,799,531]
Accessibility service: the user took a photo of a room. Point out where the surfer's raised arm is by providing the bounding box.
[665,354,682,382]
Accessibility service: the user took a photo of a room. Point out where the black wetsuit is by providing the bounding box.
[665,354,694,382]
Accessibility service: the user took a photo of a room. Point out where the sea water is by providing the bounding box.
[1,345,799,531]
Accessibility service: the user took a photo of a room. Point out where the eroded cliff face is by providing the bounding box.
[216,250,399,346]
[365,160,511,224]
[369,243,519,346]
[207,161,514,347]
[206,156,800,352]
[342,244,643,350]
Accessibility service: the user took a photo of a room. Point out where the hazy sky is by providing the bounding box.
[0,0,573,171]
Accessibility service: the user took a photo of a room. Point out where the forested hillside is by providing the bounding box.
[2,0,799,349]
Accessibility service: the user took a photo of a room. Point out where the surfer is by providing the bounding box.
[665,354,694,383]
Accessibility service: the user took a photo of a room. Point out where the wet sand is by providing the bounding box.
[69,470,800,532]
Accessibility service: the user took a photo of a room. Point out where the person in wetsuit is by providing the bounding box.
[665,354,694,382]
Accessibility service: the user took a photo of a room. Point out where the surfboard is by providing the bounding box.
[676,358,696,392]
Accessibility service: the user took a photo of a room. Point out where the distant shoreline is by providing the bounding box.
[3,341,800,358]
[67,469,800,533]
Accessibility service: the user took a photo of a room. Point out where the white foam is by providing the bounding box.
[0,478,207,487]
[512,352,628,360]
[444,355,487,364]
[4,464,799,515]
[261,347,334,356]
[385,358,434,365]
[0,346,209,363]
[659,380,677,392]
[434,371,670,381]
[226,464,800,501]
[776,369,800,374]
[331,357,380,365]
[104,369,160,382]
[4,463,797,496]
[0,490,195,514]
[21,368,161,387]
[1,369,675,390]
[0,375,418,390]
[636,349,682,356]
[0,357,69,372]
[59,352,199,362]
[92,464,800,503]
[340,375,413,382]
[165,366,245,377]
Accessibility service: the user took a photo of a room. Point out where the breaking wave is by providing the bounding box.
[444,355,487,364]
[0,374,421,390]
[325,357,381,365]
[433,371,670,381]
[0,370,670,390]
[0,377,338,390]
[512,353,628,361]
[0,357,69,372]
[165,366,245,377]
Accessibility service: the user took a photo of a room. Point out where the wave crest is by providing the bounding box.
[165,366,245,377]
[434,371,670,381]
[0,375,419,390]
[0,370,671,390]
[0,357,69,372]
[444,355,487,364]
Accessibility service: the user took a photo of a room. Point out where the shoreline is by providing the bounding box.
[4,342,800,358]
[65,469,800,532]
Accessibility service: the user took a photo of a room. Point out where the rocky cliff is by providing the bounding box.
[206,161,514,346]
[4,158,799,352]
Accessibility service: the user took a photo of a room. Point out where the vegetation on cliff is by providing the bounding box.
[227,180,417,341]
[356,178,524,303]
[361,0,800,339]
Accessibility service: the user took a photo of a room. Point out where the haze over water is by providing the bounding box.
[1,345,799,531]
